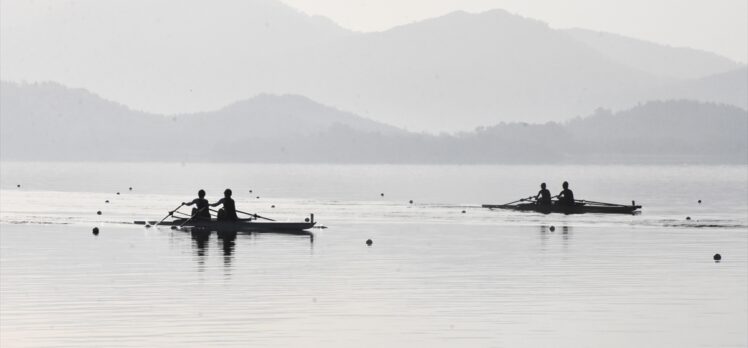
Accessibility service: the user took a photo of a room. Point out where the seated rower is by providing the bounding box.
[183,189,212,220]
[211,188,238,221]
[535,182,551,205]
[557,181,575,206]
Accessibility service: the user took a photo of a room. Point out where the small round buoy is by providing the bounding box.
[549,226,556,232]
[92,227,99,235]
[256,196,260,199]
[116,192,120,195]
[686,216,691,220]
[409,200,413,204]
[698,200,702,204]
[16,184,20,188]
[145,224,151,228]
[249,190,253,193]
[171,226,177,230]
[461,210,466,214]
[366,239,373,246]
[713,253,721,261]
[96,211,102,215]
[271,205,275,208]
[380,193,384,197]
[305,217,310,222]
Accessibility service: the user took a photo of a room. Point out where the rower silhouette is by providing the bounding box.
[211,188,238,221]
[557,181,575,206]
[535,182,551,205]
[183,189,212,220]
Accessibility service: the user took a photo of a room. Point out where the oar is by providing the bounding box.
[501,196,535,206]
[150,203,184,227]
[236,209,276,222]
[177,207,208,229]
[577,199,625,207]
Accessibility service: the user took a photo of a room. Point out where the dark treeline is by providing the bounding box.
[1,82,746,164]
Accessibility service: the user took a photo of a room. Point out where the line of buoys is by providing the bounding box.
[366,239,373,246]
[92,227,99,235]
[713,253,721,261]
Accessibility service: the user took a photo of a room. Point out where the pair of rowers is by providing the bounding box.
[183,189,237,221]
[534,181,574,206]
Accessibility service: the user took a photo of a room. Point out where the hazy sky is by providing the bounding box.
[280,0,748,63]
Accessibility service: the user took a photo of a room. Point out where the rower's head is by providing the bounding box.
[562,181,569,189]
[224,188,232,197]
[540,182,546,189]
[198,189,206,198]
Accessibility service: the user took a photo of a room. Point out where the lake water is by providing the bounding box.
[1,162,746,347]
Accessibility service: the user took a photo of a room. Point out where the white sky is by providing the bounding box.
[280,0,748,63]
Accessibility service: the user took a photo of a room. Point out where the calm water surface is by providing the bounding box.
[1,162,746,347]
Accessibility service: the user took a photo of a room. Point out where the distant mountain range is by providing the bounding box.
[2,82,745,163]
[2,1,745,131]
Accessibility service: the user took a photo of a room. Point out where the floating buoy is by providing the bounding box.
[129,187,132,191]
[256,196,260,199]
[92,227,99,235]
[461,210,466,214]
[380,193,384,197]
[713,253,721,261]
[409,200,413,204]
[366,239,373,246]
[116,192,120,195]
[96,211,102,215]
[16,184,20,188]
[271,205,275,208]
[145,224,151,228]
[549,226,555,232]
[105,200,109,203]
[686,216,691,220]
[698,200,702,204]
[171,226,177,230]
[249,190,253,193]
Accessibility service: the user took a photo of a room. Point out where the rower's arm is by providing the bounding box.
[209,198,224,207]
[183,199,196,206]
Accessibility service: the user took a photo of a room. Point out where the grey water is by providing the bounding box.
[1,162,746,347]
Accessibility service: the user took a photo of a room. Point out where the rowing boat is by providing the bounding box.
[133,215,316,232]
[482,199,641,215]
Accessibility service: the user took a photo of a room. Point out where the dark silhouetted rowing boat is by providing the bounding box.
[482,198,641,215]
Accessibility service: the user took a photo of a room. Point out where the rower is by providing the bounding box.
[211,188,238,221]
[183,189,212,220]
[535,182,551,205]
[557,181,575,206]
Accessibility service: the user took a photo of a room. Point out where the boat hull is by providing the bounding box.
[134,218,316,231]
[482,203,641,215]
